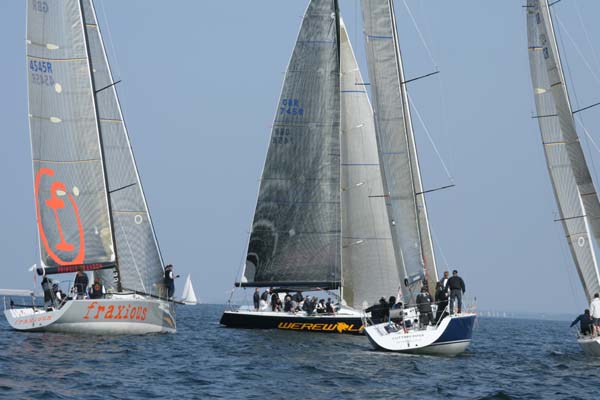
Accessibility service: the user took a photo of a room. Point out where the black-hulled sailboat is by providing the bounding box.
[2,0,175,334]
[526,0,600,355]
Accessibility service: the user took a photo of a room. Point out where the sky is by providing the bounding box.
[1,0,600,315]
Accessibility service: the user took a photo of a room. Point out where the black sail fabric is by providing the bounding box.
[27,0,115,269]
[81,0,165,295]
[243,0,341,288]
[527,0,600,301]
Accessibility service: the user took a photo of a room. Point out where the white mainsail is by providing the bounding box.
[181,275,198,305]
[361,0,437,294]
[339,20,400,308]
[527,0,600,301]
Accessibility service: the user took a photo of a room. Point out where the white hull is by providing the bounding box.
[364,313,476,356]
[577,336,600,356]
[4,294,176,334]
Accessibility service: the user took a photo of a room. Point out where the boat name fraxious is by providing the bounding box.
[83,302,148,321]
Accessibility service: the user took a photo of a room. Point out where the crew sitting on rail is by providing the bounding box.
[88,279,106,299]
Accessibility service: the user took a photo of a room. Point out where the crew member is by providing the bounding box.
[445,270,466,314]
[74,269,89,299]
[88,279,106,299]
[416,286,434,327]
[435,271,450,322]
[41,275,53,311]
[164,264,179,299]
[325,298,335,314]
[253,288,260,311]
[590,293,600,337]
[570,309,593,336]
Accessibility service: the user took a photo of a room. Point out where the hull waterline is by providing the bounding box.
[4,295,176,335]
[577,336,600,356]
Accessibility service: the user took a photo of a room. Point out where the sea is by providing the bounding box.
[1,304,599,400]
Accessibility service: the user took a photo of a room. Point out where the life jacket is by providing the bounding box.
[164,269,174,285]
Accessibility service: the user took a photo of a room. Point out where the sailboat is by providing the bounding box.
[526,0,600,355]
[181,275,198,305]
[2,0,176,334]
[221,0,476,352]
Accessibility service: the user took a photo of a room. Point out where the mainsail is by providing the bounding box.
[361,0,436,290]
[339,19,400,308]
[242,0,342,288]
[27,0,115,270]
[527,0,600,301]
[80,0,165,295]
[27,0,165,295]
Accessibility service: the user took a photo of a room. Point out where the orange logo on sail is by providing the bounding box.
[35,168,85,265]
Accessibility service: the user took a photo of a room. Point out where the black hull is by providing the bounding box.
[220,311,364,335]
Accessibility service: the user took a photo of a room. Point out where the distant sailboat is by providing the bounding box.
[2,0,176,334]
[181,275,198,305]
[526,0,600,355]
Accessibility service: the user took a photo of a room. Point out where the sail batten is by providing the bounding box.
[527,0,600,301]
[242,0,342,288]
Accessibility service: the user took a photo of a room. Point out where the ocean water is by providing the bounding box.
[1,304,599,400]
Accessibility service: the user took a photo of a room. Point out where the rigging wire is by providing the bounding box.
[407,93,454,182]
[574,2,600,76]
[401,0,437,68]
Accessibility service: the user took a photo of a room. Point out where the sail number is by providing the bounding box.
[30,60,55,86]
[280,98,304,116]
[32,0,49,13]
[272,127,293,145]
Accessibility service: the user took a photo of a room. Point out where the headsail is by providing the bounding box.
[80,0,165,296]
[527,0,600,301]
[181,275,198,305]
[27,0,115,270]
[241,0,342,289]
[361,0,435,291]
[339,19,400,308]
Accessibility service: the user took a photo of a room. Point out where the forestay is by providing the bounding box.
[527,0,600,301]
[80,0,165,295]
[339,19,401,308]
[27,0,115,269]
[361,0,429,287]
[242,0,342,288]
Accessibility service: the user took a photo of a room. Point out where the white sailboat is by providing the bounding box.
[526,0,600,355]
[181,275,198,305]
[2,0,176,334]
[360,0,475,355]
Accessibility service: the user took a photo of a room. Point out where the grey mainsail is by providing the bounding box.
[81,0,165,295]
[361,0,434,289]
[527,0,600,301]
[242,0,342,288]
[27,0,116,269]
[339,19,400,308]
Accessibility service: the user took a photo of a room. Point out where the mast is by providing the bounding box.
[527,0,600,301]
[79,0,122,291]
[388,0,438,293]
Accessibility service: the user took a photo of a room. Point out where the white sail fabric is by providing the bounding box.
[339,20,401,308]
[527,0,600,301]
[27,0,115,268]
[181,275,198,305]
[361,0,426,287]
[243,0,341,288]
[80,0,165,296]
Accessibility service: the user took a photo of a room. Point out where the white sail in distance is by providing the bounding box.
[181,275,198,305]
[527,0,600,301]
[339,19,401,308]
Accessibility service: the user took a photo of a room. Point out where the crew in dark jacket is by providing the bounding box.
[88,279,106,299]
[416,287,434,327]
[445,270,466,314]
[253,288,260,311]
[325,298,335,314]
[41,275,54,310]
[271,292,281,312]
[365,297,389,324]
[74,270,89,299]
[571,309,593,336]
[164,264,178,299]
[435,271,450,322]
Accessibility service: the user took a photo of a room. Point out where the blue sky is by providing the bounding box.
[1,1,599,314]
